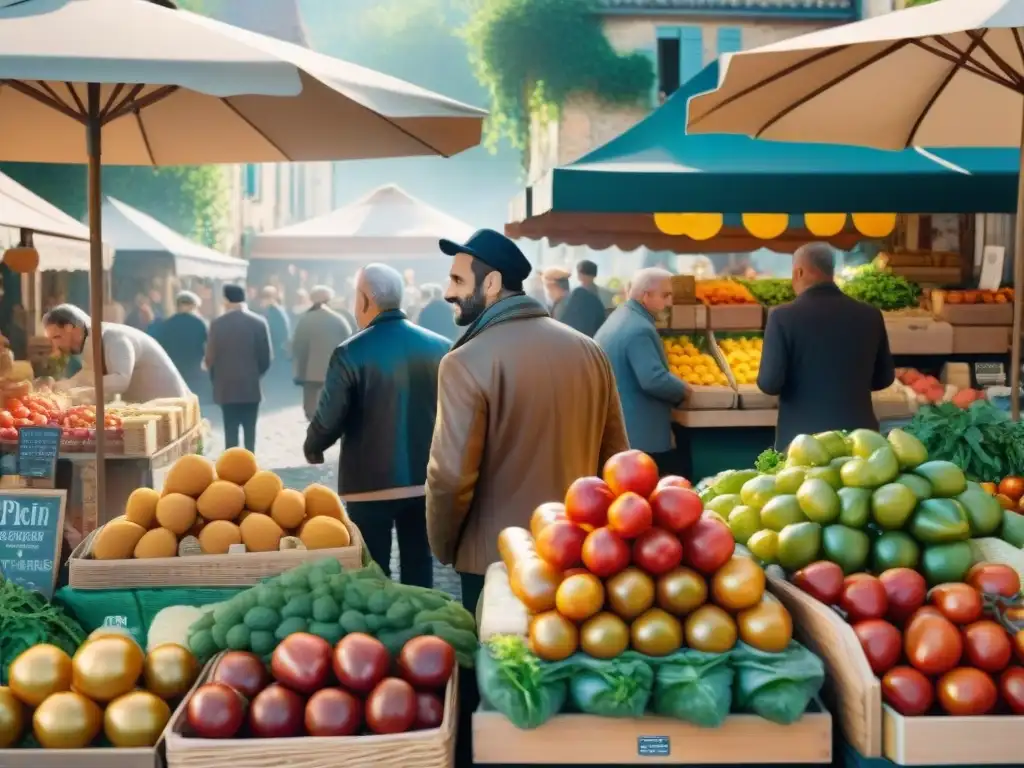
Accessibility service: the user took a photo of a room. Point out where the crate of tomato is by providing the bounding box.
[165,632,458,768]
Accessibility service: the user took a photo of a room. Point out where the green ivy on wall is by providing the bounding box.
[462,0,653,149]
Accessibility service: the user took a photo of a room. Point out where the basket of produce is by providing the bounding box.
[839,266,922,312]
[474,451,832,765]
[711,426,1024,763]
[0,615,200,768]
[696,280,764,330]
[69,449,363,588]
[932,288,1014,325]
[714,332,776,410]
[165,634,458,768]
[661,333,736,410]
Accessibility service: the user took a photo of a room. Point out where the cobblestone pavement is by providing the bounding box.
[203,382,462,600]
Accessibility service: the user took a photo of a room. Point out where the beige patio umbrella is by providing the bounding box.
[0,0,486,511]
[685,0,1024,418]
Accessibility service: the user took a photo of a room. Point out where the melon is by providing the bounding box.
[243,471,283,513]
[125,488,160,529]
[155,494,198,536]
[215,448,259,486]
[298,516,351,550]
[92,520,147,560]
[270,489,306,529]
[163,455,216,498]
[134,527,178,559]
[239,513,284,553]
[197,480,245,521]
[304,484,345,520]
[198,520,242,555]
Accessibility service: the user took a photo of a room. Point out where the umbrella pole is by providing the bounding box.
[86,83,107,524]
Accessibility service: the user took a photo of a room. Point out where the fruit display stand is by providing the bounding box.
[474,563,833,766]
[767,550,1024,766]
[164,653,458,768]
[714,332,778,411]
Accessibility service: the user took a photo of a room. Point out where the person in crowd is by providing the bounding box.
[152,291,208,398]
[541,266,571,319]
[596,268,688,474]
[427,228,629,615]
[331,293,358,334]
[402,268,422,320]
[554,262,608,338]
[758,242,895,450]
[292,286,352,421]
[577,259,615,309]
[525,269,546,304]
[290,288,312,326]
[304,264,449,589]
[147,289,165,323]
[124,293,153,332]
[207,284,272,452]
[44,303,189,402]
[416,283,458,342]
[259,285,291,363]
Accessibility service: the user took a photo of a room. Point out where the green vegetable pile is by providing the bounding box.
[477,635,823,729]
[187,559,477,667]
[1,580,86,684]
[736,278,795,307]
[903,401,1024,482]
[839,267,921,310]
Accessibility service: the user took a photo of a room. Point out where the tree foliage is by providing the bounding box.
[0,163,230,249]
[462,0,653,149]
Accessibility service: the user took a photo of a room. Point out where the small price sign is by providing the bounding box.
[0,489,66,599]
[17,426,61,480]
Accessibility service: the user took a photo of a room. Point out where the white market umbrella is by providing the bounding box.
[0,0,486,510]
[686,0,1024,418]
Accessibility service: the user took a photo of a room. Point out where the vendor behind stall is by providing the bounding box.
[43,304,190,403]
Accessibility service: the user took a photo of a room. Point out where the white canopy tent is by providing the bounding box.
[249,184,475,261]
[102,196,247,280]
[0,171,111,271]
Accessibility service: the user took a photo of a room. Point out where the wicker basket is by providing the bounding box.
[165,654,457,768]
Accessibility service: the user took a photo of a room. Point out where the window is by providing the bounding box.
[243,164,261,200]
[656,26,704,101]
[717,27,742,56]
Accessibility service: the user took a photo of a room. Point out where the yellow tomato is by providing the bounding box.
[9,644,72,707]
[0,688,25,748]
[143,644,199,700]
[104,691,171,748]
[72,636,144,703]
[32,692,102,749]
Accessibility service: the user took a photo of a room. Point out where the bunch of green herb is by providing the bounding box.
[903,401,1024,481]
[755,448,784,474]
[0,580,86,684]
[840,268,921,310]
[737,278,795,307]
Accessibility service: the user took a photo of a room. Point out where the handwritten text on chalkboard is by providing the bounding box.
[0,491,66,599]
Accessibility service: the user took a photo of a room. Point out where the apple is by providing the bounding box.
[603,450,659,498]
[564,477,615,529]
[657,475,692,490]
[649,486,702,533]
[606,492,653,539]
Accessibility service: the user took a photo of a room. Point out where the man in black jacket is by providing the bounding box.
[304,263,450,588]
[758,242,895,451]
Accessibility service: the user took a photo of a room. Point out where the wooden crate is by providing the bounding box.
[882,705,1024,766]
[766,574,882,758]
[0,744,161,768]
[472,703,832,765]
[68,518,364,588]
[165,655,457,768]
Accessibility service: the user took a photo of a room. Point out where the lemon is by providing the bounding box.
[747,529,779,564]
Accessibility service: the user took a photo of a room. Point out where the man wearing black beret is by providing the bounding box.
[425,228,629,615]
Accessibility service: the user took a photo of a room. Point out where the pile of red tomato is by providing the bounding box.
[186,632,454,739]
[499,449,794,663]
[0,393,63,440]
[982,476,1024,513]
[792,560,1024,716]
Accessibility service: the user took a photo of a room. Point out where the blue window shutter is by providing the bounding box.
[656,26,680,40]
[717,27,742,56]
[679,26,704,87]
[637,46,659,107]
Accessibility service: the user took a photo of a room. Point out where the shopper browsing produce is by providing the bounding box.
[428,228,628,613]
[758,243,895,450]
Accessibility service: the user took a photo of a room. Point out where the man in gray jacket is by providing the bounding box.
[207,284,272,453]
[596,268,688,472]
[292,286,352,420]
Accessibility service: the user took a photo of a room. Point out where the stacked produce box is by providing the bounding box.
[476,450,831,764]
[660,333,736,409]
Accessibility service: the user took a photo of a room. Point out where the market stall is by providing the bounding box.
[102,196,248,316]
[508,61,1019,474]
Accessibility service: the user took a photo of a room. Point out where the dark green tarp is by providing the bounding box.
[525,61,1017,218]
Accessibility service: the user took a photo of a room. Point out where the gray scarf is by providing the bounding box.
[452,294,549,350]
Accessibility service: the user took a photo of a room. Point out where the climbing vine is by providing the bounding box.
[462,0,653,149]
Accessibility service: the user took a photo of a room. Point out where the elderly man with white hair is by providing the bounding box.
[304,263,450,588]
[291,285,352,420]
[595,267,689,473]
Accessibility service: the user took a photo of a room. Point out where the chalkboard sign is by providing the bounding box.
[17,426,61,480]
[0,489,66,599]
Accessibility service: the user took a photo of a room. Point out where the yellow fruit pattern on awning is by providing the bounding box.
[652,211,896,240]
